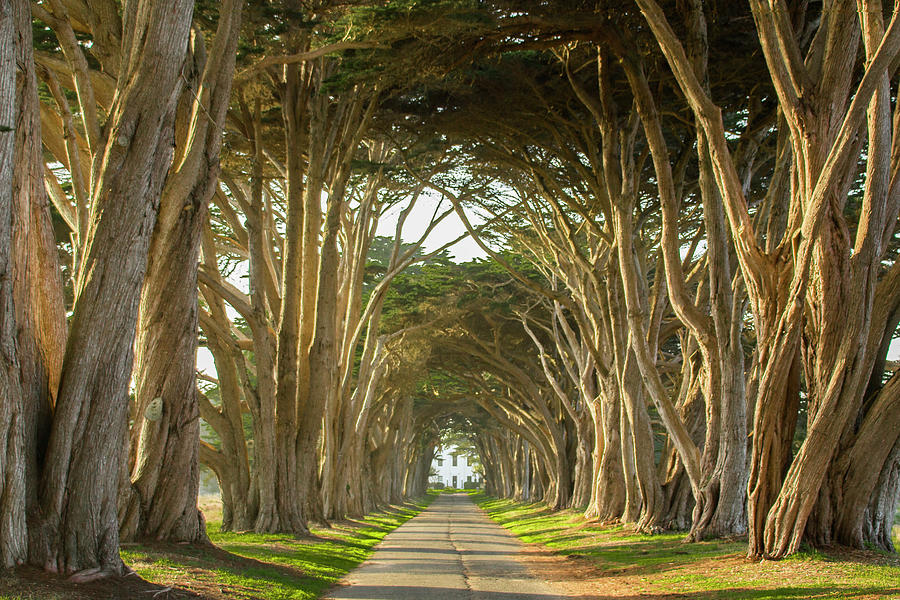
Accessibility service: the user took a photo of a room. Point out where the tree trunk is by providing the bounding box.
[622,350,667,531]
[569,418,593,508]
[804,370,900,550]
[747,334,801,557]
[332,334,387,518]
[0,1,26,567]
[121,0,242,544]
[605,268,666,530]
[242,143,277,535]
[688,133,748,541]
[659,355,706,531]
[635,0,900,557]
[32,1,192,575]
[585,388,626,521]
[760,4,898,554]
[10,2,70,570]
[295,186,343,527]
[856,435,900,551]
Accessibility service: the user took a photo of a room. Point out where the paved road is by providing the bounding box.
[323,493,567,600]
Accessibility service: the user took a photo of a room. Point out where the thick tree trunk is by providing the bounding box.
[688,134,748,541]
[410,441,436,498]
[495,434,515,498]
[605,269,666,530]
[652,0,750,542]
[804,371,900,550]
[326,292,379,518]
[747,334,801,557]
[585,389,626,521]
[121,0,241,545]
[0,1,26,567]
[856,435,900,551]
[32,1,193,575]
[124,213,209,541]
[548,435,570,510]
[257,61,308,535]
[636,0,900,557]
[331,334,387,518]
[514,438,528,500]
[569,419,593,508]
[244,160,277,534]
[762,27,896,553]
[621,351,667,531]
[485,438,501,497]
[295,187,343,527]
[123,185,209,543]
[659,358,706,531]
[10,3,69,570]
[618,398,642,523]
[293,69,325,527]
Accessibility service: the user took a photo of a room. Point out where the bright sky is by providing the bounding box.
[375,191,488,263]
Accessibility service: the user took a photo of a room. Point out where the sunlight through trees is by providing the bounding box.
[0,0,898,583]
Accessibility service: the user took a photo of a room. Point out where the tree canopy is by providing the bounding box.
[0,0,898,581]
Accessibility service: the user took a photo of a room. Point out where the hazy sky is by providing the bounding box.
[375,191,488,263]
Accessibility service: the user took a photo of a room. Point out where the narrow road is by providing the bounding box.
[324,493,568,600]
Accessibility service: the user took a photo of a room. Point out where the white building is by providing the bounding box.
[429,444,482,489]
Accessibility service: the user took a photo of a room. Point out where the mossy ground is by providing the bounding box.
[474,494,900,600]
[0,493,434,600]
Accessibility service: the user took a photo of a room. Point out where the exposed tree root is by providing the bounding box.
[66,566,124,583]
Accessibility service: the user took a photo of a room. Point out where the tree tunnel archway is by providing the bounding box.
[2,0,899,577]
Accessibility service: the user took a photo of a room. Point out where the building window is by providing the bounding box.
[452,454,458,467]
[437,458,443,466]
[467,475,472,483]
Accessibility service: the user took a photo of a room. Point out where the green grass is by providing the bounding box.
[474,494,900,600]
[427,487,480,494]
[894,506,900,550]
[120,495,434,599]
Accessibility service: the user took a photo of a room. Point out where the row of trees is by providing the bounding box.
[1,0,448,578]
[369,0,900,561]
[1,0,898,581]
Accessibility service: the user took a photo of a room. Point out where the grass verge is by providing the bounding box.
[473,493,900,600]
[0,494,434,600]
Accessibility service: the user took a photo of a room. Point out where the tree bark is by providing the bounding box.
[586,383,626,521]
[636,0,900,557]
[121,0,242,544]
[295,179,341,527]
[0,0,26,567]
[33,0,193,575]
[265,59,308,535]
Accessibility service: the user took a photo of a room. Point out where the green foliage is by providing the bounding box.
[380,260,460,328]
[238,1,319,61]
[32,18,60,53]
[428,487,478,494]
[363,235,454,294]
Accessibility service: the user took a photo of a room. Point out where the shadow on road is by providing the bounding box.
[326,584,564,599]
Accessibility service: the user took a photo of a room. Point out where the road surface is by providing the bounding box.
[324,493,568,600]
